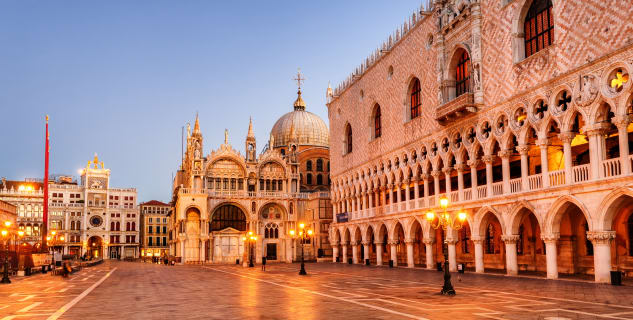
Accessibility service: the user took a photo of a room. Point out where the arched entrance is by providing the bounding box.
[603,193,633,276]
[456,221,473,269]
[211,204,247,263]
[393,222,406,265]
[87,236,103,259]
[365,225,376,264]
[185,207,201,262]
[480,212,505,271]
[552,201,593,275]
[377,224,388,265]
[512,208,544,274]
[410,220,424,266]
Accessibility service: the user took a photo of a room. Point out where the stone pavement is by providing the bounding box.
[1,261,633,319]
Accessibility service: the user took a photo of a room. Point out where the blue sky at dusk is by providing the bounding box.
[0,1,421,202]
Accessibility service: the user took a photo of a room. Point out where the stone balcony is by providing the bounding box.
[435,92,477,125]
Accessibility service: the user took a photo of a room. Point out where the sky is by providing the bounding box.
[0,0,422,202]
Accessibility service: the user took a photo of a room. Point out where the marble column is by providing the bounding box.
[389,240,398,267]
[362,241,370,264]
[468,160,479,199]
[443,167,453,196]
[517,144,529,190]
[498,150,512,194]
[332,242,339,263]
[587,127,606,180]
[456,163,465,201]
[423,238,434,269]
[614,117,631,174]
[375,242,384,266]
[406,239,415,268]
[537,139,550,187]
[502,235,520,276]
[413,177,420,201]
[472,237,484,273]
[341,241,349,263]
[422,174,430,206]
[432,170,441,202]
[559,132,575,184]
[587,231,616,283]
[482,155,495,197]
[351,241,359,264]
[541,233,560,279]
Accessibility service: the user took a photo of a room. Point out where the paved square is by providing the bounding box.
[1,261,633,319]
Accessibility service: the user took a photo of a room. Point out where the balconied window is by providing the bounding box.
[455,51,471,97]
[524,0,554,58]
[409,78,421,120]
[436,49,476,124]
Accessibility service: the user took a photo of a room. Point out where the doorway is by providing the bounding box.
[266,243,277,261]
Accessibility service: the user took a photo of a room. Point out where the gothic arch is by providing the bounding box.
[596,187,633,230]
[545,195,593,234]
[507,201,542,235]
[472,206,506,237]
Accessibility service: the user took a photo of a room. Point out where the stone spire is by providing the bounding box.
[326,81,333,104]
[193,113,200,135]
[247,117,255,139]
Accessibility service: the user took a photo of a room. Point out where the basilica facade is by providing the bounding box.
[328,0,633,283]
[170,88,332,264]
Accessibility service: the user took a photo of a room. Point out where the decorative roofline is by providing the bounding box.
[329,1,435,103]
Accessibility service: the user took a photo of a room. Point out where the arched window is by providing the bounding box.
[410,78,421,119]
[485,224,495,254]
[307,173,313,185]
[524,0,554,58]
[374,104,382,138]
[628,214,633,256]
[71,221,76,230]
[316,159,323,172]
[455,51,471,97]
[306,160,313,171]
[126,222,130,231]
[317,174,323,185]
[116,221,120,231]
[132,222,136,231]
[265,223,279,239]
[211,204,246,231]
[76,221,81,230]
[345,124,353,154]
[111,221,115,230]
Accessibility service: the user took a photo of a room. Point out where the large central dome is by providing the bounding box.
[270,90,329,148]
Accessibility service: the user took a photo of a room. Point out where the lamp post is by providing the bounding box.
[241,231,257,268]
[1,221,18,284]
[425,196,467,296]
[289,223,313,275]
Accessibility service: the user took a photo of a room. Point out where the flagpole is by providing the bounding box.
[42,115,49,253]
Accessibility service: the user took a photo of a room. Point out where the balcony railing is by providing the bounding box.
[340,157,633,221]
[435,92,476,124]
[180,189,329,200]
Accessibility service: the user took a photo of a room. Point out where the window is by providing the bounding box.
[148,237,153,246]
[306,160,313,171]
[374,105,382,138]
[149,226,153,234]
[524,0,554,58]
[306,174,313,185]
[316,174,323,185]
[265,224,279,239]
[316,159,323,172]
[163,237,167,246]
[345,123,353,154]
[211,204,246,231]
[455,51,471,97]
[485,224,495,254]
[410,78,421,119]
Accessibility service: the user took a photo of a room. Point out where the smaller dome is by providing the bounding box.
[270,90,329,148]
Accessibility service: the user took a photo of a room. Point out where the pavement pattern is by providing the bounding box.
[0,261,632,319]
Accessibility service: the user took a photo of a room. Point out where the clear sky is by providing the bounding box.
[0,0,421,202]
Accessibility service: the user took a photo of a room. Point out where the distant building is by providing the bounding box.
[139,200,171,259]
[0,154,140,259]
[0,199,17,228]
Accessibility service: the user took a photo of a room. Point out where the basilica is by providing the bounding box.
[328,0,633,283]
[170,85,332,264]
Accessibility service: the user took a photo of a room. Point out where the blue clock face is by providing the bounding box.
[90,216,103,227]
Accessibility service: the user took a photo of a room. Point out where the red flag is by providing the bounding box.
[42,115,49,253]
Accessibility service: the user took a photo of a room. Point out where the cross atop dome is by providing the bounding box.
[293,68,307,111]
[294,68,305,91]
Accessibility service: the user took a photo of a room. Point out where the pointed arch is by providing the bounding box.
[545,195,593,234]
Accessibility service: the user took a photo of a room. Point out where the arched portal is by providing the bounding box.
[552,202,593,275]
[410,219,424,266]
[456,221,473,268]
[377,224,388,264]
[365,225,376,264]
[87,236,103,259]
[210,204,247,263]
[393,222,406,265]
[480,211,505,271]
[603,194,633,275]
[513,208,544,274]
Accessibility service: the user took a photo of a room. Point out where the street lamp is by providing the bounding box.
[1,221,18,284]
[289,223,313,275]
[425,196,467,296]
[242,231,257,268]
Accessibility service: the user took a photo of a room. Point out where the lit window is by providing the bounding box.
[524,0,554,58]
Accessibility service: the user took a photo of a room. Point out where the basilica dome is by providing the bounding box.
[270,90,329,148]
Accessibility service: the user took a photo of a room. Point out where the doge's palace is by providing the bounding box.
[327,0,633,283]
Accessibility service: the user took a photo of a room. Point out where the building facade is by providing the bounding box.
[0,200,17,229]
[0,154,140,259]
[170,87,332,264]
[328,0,633,283]
[140,200,171,258]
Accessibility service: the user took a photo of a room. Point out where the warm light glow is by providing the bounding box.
[425,211,435,221]
[18,230,24,237]
[517,114,527,122]
[440,197,449,209]
[289,230,295,236]
[4,221,11,227]
[299,223,305,229]
[253,236,258,241]
[60,236,65,241]
[611,71,629,89]
[18,185,34,192]
[443,213,450,221]
[307,229,313,236]
[51,230,56,235]
[299,231,303,236]
[1,230,7,237]
[46,236,51,241]
[248,231,253,236]
[458,212,467,221]
[78,169,84,175]
[242,236,246,241]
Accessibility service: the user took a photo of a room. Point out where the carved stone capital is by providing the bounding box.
[586,231,616,244]
[471,236,483,245]
[442,167,453,175]
[444,238,458,245]
[388,240,399,245]
[536,139,550,148]
[331,241,340,246]
[422,238,435,245]
[467,159,481,168]
[482,155,495,163]
[411,176,420,182]
[516,145,530,155]
[612,116,632,130]
[404,238,415,245]
[421,173,431,181]
[540,233,560,243]
[340,241,349,246]
[497,150,513,158]
[558,132,575,144]
[501,234,520,244]
[350,241,359,246]
[361,241,371,246]
[431,170,442,178]
[454,163,468,172]
[374,241,384,246]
